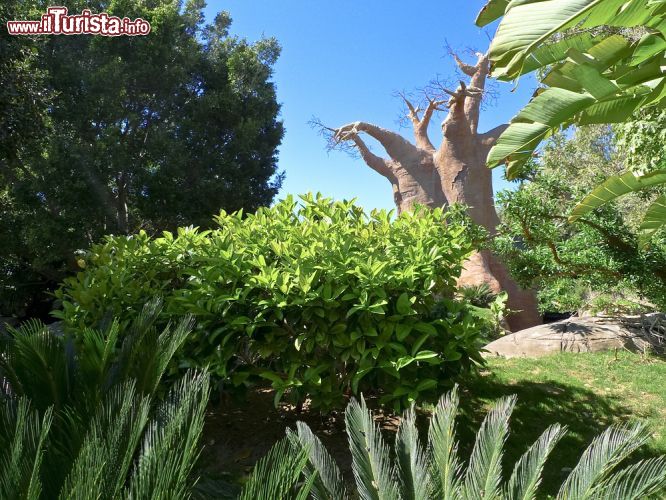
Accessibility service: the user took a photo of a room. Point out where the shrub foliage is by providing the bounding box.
[55,194,486,409]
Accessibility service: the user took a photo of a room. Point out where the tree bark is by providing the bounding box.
[330,51,541,331]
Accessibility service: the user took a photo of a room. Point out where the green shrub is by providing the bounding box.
[54,194,486,410]
[457,283,497,308]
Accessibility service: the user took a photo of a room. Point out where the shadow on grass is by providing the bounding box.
[200,368,664,497]
[453,371,662,496]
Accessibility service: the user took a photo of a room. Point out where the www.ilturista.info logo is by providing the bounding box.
[6,6,151,36]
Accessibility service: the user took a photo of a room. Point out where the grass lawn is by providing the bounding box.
[454,350,666,496]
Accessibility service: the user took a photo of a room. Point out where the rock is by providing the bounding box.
[483,315,656,359]
[46,321,65,337]
[0,317,18,334]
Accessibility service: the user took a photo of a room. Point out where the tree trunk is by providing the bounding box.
[116,172,129,234]
[330,51,541,331]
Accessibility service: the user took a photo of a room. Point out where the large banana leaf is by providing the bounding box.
[569,170,666,221]
[476,0,662,80]
[478,0,666,178]
[640,194,666,243]
[485,46,665,174]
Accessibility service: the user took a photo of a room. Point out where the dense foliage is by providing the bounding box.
[55,195,489,410]
[478,0,666,254]
[276,386,666,499]
[616,108,666,175]
[571,108,666,243]
[0,0,284,318]
[0,300,209,499]
[495,126,666,313]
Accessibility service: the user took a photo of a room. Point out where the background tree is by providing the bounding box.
[319,52,541,331]
[0,0,284,318]
[495,125,666,313]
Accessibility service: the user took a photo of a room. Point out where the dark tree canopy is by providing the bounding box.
[0,0,284,317]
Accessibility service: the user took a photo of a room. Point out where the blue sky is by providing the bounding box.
[203,0,537,211]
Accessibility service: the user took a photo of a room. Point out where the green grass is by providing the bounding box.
[451,350,666,497]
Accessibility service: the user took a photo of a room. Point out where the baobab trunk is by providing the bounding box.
[329,51,541,331]
[433,53,541,331]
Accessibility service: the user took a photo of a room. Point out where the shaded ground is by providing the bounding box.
[200,350,666,496]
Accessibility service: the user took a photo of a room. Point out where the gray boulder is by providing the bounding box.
[483,315,662,359]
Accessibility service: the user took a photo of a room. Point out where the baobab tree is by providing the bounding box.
[321,51,541,331]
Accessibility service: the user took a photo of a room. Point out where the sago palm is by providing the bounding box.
[0,298,210,499]
[284,385,666,499]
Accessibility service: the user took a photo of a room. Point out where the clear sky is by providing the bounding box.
[203,0,537,211]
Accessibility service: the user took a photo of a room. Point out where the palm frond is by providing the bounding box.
[127,370,209,499]
[287,421,349,500]
[345,396,400,500]
[504,424,567,500]
[396,404,432,500]
[239,437,311,500]
[557,422,652,499]
[588,456,666,499]
[428,385,462,499]
[75,320,120,393]
[462,395,516,500]
[58,380,151,500]
[2,320,71,412]
[0,398,52,500]
[111,298,194,396]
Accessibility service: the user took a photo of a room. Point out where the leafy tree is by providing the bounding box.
[0,0,54,318]
[494,126,666,313]
[571,109,666,242]
[0,0,284,317]
[615,107,666,175]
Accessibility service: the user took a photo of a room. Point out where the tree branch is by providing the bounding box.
[398,92,445,152]
[440,81,471,138]
[349,134,397,183]
[479,124,509,148]
[451,52,477,77]
[398,92,421,125]
[465,53,490,133]
[518,217,623,279]
[333,121,416,161]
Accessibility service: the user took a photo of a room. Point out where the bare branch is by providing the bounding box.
[309,116,397,182]
[309,116,358,156]
[450,51,477,77]
[420,96,447,128]
[350,134,397,182]
[395,90,446,151]
[397,91,421,125]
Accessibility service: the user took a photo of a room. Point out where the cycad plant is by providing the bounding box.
[0,299,210,499]
[283,385,666,499]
